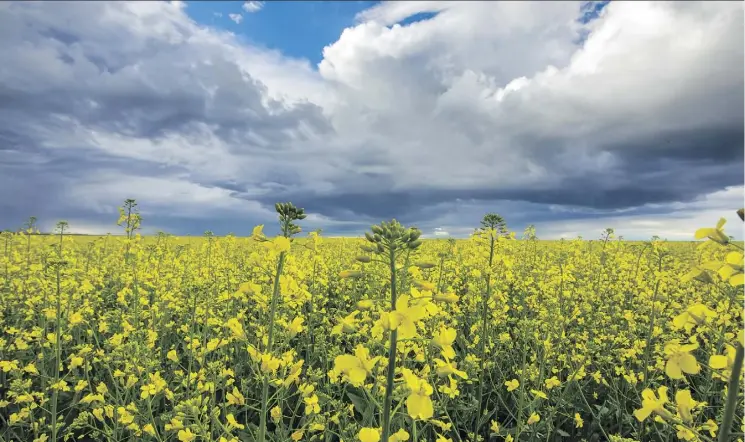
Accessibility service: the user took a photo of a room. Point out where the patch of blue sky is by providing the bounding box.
[185,1,379,66]
[575,1,610,45]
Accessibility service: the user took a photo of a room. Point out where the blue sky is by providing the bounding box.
[0,1,742,239]
[185,1,610,65]
[186,1,379,65]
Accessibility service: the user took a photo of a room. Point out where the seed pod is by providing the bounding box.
[355,255,372,263]
[376,243,385,253]
[408,239,422,249]
[356,299,374,311]
[339,270,363,279]
[373,233,382,243]
[409,229,421,241]
[415,262,436,269]
[361,244,376,253]
[371,225,384,236]
[365,232,375,243]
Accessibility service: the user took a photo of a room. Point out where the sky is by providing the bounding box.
[0,1,743,240]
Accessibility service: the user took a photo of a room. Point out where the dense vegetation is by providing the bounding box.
[0,201,742,442]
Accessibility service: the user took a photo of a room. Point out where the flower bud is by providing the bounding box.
[355,255,371,263]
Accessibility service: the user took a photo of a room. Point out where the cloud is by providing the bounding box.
[228,13,243,24]
[432,227,450,237]
[0,1,742,238]
[243,1,264,14]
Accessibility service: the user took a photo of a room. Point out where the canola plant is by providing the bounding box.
[0,200,742,442]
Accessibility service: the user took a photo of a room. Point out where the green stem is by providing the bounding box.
[381,246,398,442]
[258,250,286,442]
[474,233,495,437]
[718,343,744,442]
[51,228,64,442]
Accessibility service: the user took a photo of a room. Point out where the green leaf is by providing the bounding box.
[346,389,373,422]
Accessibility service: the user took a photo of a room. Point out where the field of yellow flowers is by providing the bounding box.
[0,201,742,442]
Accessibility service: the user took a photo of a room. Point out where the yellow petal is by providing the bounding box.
[348,367,368,386]
[726,252,744,266]
[665,360,683,380]
[709,355,728,369]
[730,273,744,286]
[695,228,715,240]
[678,354,700,375]
[406,394,434,420]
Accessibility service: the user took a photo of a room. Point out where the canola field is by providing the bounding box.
[0,202,743,442]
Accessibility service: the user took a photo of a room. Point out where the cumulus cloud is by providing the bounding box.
[0,1,742,238]
[243,1,264,14]
[228,13,243,24]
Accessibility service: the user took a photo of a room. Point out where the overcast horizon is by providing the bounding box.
[1,1,743,240]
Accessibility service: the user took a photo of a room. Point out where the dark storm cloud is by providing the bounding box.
[0,1,742,238]
[249,121,744,223]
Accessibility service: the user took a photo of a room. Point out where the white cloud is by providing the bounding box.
[228,13,243,24]
[0,1,741,236]
[535,186,745,241]
[242,1,264,13]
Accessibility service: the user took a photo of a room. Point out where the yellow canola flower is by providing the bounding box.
[531,389,548,400]
[226,413,245,430]
[672,303,717,330]
[432,326,457,359]
[271,406,282,423]
[634,386,673,422]
[359,427,381,442]
[332,311,359,336]
[287,316,305,338]
[177,428,196,442]
[505,379,519,392]
[380,295,426,339]
[544,376,561,390]
[663,341,700,379]
[225,318,246,341]
[226,387,245,406]
[674,390,697,423]
[490,420,500,433]
[401,369,434,420]
[252,224,265,240]
[334,345,381,387]
[434,358,468,379]
[694,218,729,245]
[574,413,584,428]
[390,429,410,442]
